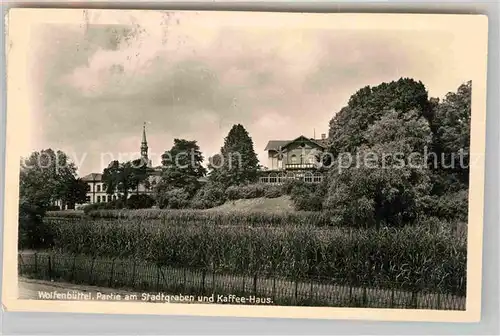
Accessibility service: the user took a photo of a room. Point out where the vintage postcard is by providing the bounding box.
[2,9,488,321]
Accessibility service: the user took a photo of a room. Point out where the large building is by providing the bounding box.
[81,124,162,204]
[259,133,330,184]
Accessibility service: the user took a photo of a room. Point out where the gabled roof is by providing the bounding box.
[282,135,327,150]
[264,135,328,151]
[81,173,103,182]
[264,140,291,151]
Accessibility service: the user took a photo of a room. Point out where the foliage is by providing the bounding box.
[82,198,125,214]
[157,188,191,209]
[84,208,334,226]
[324,110,433,227]
[19,149,78,209]
[209,124,260,187]
[190,182,227,209]
[59,178,88,209]
[226,184,264,200]
[289,180,325,211]
[263,185,283,198]
[225,183,285,200]
[159,139,206,197]
[45,210,84,218]
[429,81,471,193]
[126,194,155,209]
[18,198,53,249]
[421,190,469,222]
[102,159,150,205]
[328,78,431,157]
[45,217,466,295]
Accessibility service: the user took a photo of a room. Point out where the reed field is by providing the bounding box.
[42,210,466,298]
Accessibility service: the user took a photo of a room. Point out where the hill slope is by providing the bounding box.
[206,196,295,213]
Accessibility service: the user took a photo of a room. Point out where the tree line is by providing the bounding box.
[19,77,472,234]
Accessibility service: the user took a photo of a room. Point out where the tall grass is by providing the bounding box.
[85,209,337,227]
[45,217,466,296]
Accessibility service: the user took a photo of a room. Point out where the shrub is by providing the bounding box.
[290,181,324,211]
[421,190,468,222]
[82,198,125,214]
[158,188,191,209]
[225,183,283,200]
[280,179,298,195]
[45,210,84,218]
[264,185,282,198]
[127,194,155,209]
[18,200,53,249]
[190,183,226,209]
[46,205,61,211]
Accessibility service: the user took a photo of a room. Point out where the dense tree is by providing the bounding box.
[19,149,78,208]
[209,124,259,186]
[429,81,471,193]
[102,159,149,204]
[158,139,206,196]
[324,110,433,227]
[19,149,78,247]
[328,78,431,157]
[60,177,88,209]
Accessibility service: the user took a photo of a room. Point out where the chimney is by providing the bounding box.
[321,133,326,140]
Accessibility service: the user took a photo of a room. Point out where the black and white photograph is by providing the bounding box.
[2,9,488,321]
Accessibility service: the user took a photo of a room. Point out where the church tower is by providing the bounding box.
[141,122,148,163]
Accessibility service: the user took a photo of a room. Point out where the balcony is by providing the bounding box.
[284,163,317,170]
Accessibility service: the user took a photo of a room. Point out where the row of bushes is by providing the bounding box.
[189,180,322,210]
[225,183,283,200]
[45,217,466,295]
[81,194,155,214]
[57,180,324,213]
[84,208,338,226]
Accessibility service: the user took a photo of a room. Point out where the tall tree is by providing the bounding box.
[158,139,206,196]
[429,81,471,193]
[209,124,259,186]
[324,110,433,227]
[328,78,431,157]
[19,149,78,208]
[19,149,78,247]
[60,177,88,209]
[102,159,149,203]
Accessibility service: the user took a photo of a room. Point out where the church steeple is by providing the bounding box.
[141,122,148,162]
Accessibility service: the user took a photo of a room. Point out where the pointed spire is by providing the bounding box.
[142,122,147,144]
[141,122,148,162]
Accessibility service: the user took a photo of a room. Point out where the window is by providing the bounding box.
[304,172,313,183]
[290,154,297,164]
[112,195,117,201]
[313,173,323,183]
[85,196,91,203]
[96,196,101,203]
[269,173,278,184]
[96,184,101,192]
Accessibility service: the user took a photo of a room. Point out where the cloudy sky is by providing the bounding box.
[25,11,476,176]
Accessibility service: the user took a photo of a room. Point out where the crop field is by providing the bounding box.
[19,251,465,309]
[21,210,467,309]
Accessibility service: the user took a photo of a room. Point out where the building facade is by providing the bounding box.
[81,124,162,205]
[260,134,330,184]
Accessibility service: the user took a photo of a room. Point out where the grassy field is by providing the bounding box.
[206,196,295,212]
[18,251,465,309]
